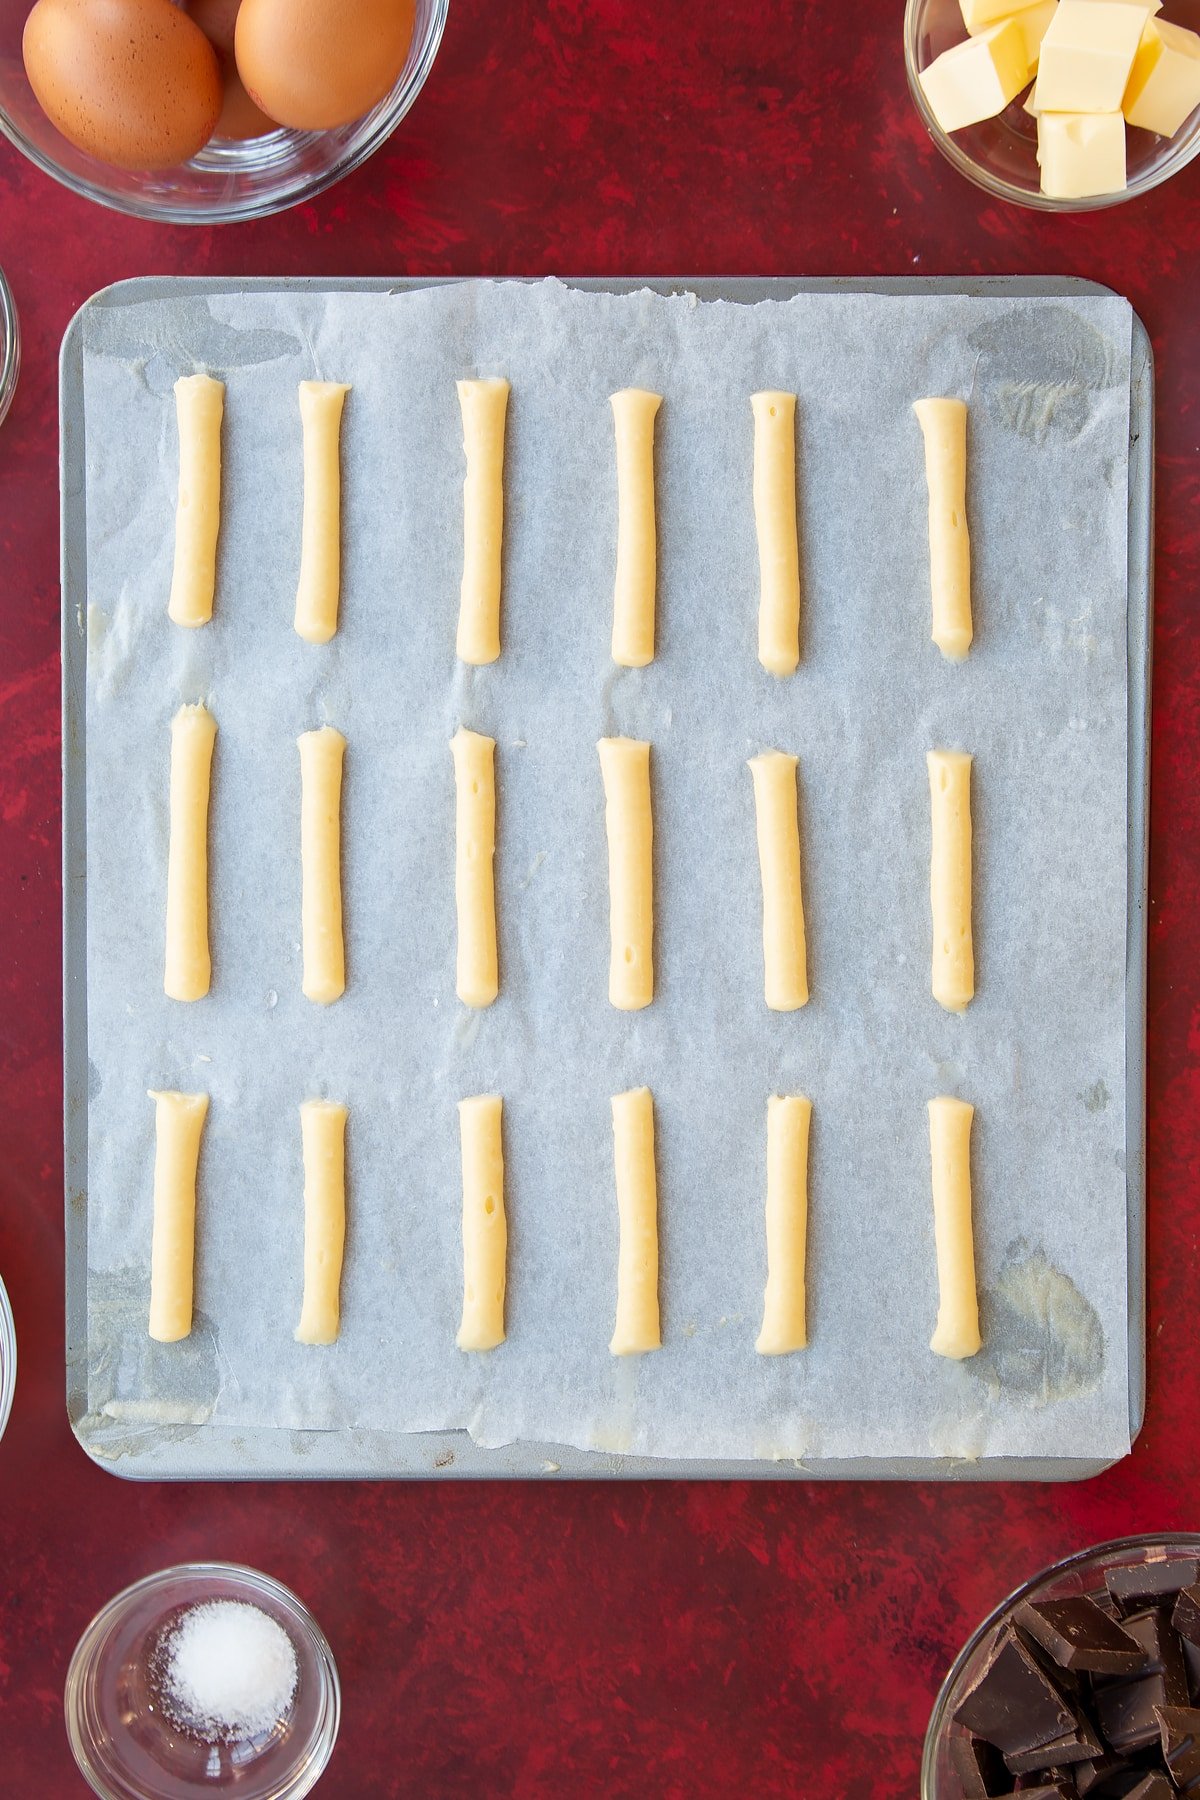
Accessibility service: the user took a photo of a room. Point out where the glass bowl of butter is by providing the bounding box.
[905,0,1200,209]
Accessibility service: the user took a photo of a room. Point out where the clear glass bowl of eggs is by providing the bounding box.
[905,0,1200,210]
[0,0,448,222]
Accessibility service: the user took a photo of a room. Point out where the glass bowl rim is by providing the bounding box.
[0,264,19,429]
[64,1561,341,1800]
[902,0,1200,212]
[0,1269,15,1443]
[0,0,448,225]
[921,1531,1200,1796]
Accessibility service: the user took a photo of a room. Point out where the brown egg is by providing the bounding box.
[186,0,277,138]
[235,0,415,131]
[213,63,277,139]
[23,0,222,170]
[187,0,242,57]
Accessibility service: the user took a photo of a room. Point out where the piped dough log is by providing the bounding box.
[299,726,346,1005]
[610,388,663,667]
[749,750,809,1011]
[928,1096,981,1360]
[295,380,350,644]
[598,736,653,1011]
[451,728,498,1008]
[610,1087,661,1356]
[164,703,217,1003]
[456,1094,507,1351]
[296,1099,348,1346]
[148,1089,209,1343]
[457,378,509,665]
[914,398,972,662]
[168,374,224,628]
[928,749,974,1013]
[752,391,801,677]
[756,1094,812,1355]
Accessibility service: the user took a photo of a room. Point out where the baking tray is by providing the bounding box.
[62,275,1152,1482]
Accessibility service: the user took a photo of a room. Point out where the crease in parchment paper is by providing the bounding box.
[81,280,1131,1465]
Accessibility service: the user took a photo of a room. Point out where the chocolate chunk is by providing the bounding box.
[1005,1715,1104,1774]
[1073,1756,1128,1797]
[1096,1674,1179,1755]
[1122,1776,1174,1800]
[955,1629,1081,1755]
[1174,1587,1200,1651]
[1106,1562,1200,1619]
[1121,1613,1190,1707]
[1183,1639,1200,1703]
[1153,1704,1200,1785]
[1017,1600,1147,1677]
[1006,1783,1078,1797]
[952,1731,1012,1797]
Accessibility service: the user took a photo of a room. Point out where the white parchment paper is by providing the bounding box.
[80,280,1132,1465]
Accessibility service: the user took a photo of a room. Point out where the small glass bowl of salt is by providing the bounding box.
[65,1563,339,1799]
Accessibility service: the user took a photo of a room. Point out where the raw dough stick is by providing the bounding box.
[456,378,510,665]
[456,1095,507,1351]
[752,391,801,677]
[598,737,653,1010]
[294,380,351,644]
[451,728,498,1008]
[748,750,809,1010]
[164,703,217,1003]
[147,1090,209,1343]
[914,397,973,661]
[299,726,346,1004]
[610,388,663,667]
[168,374,224,628]
[928,1096,981,1360]
[756,1094,812,1355]
[610,1087,661,1355]
[296,1100,348,1346]
[928,749,974,1013]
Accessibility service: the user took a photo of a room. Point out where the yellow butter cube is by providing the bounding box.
[983,1,1060,71]
[960,0,1045,30]
[1037,1,1147,112]
[1123,17,1200,136]
[920,19,1034,132]
[1025,76,1042,112]
[1037,109,1127,194]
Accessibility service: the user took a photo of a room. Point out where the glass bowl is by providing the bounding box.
[922,1533,1200,1797]
[65,1563,340,1800]
[0,0,448,223]
[0,1270,15,1443]
[905,0,1200,211]
[0,263,17,429]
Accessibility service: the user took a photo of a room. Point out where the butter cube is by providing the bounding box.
[920,20,1034,132]
[991,1,1061,70]
[1037,109,1127,194]
[1025,76,1042,111]
[960,0,1045,30]
[1123,18,1200,136]
[1037,1,1147,111]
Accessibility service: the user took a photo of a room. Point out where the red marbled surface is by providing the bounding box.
[0,2,1198,1793]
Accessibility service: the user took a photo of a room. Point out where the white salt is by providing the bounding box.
[158,1599,299,1742]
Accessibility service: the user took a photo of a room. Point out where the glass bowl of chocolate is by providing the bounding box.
[924,1536,1200,1799]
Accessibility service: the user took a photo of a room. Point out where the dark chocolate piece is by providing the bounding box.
[1017,1600,1147,1677]
[955,1629,1080,1756]
[1122,1776,1174,1800]
[1121,1613,1190,1708]
[1183,1639,1200,1704]
[951,1731,1012,1797]
[1153,1704,1200,1785]
[1006,1784,1077,1797]
[1005,1715,1103,1774]
[1096,1674,1178,1755]
[1174,1587,1200,1651]
[1105,1563,1200,1619]
[1073,1756,1127,1797]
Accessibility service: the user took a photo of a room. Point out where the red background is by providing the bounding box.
[2,2,1198,1793]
